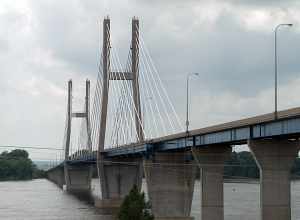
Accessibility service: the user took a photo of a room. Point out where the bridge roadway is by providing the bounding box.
[66,106,300,160]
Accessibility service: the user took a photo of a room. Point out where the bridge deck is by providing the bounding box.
[104,107,300,157]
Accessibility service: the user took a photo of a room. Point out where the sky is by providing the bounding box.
[0,0,300,160]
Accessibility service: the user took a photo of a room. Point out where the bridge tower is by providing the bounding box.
[63,79,93,194]
[96,17,144,213]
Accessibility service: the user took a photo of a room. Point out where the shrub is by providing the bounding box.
[118,185,154,220]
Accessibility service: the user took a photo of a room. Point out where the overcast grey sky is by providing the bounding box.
[1,0,300,160]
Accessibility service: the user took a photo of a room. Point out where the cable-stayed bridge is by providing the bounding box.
[46,17,300,220]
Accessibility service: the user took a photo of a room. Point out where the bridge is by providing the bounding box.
[46,17,300,220]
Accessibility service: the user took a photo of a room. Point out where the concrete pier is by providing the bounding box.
[95,159,143,215]
[47,166,65,188]
[248,139,300,220]
[144,152,196,220]
[64,164,93,194]
[193,145,231,220]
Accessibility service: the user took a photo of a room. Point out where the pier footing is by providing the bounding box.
[95,198,122,215]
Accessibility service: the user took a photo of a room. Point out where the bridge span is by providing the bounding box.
[47,106,300,220]
[47,16,300,220]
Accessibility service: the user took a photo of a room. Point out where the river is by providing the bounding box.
[1,179,300,220]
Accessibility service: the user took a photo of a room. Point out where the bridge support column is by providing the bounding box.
[95,159,143,215]
[192,145,231,220]
[248,139,300,220]
[144,152,196,220]
[64,164,93,195]
[47,167,65,188]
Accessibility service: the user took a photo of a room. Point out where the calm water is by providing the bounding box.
[1,179,300,220]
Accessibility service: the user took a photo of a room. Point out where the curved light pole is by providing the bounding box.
[274,23,293,119]
[186,73,199,133]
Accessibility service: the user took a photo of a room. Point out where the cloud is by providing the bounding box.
[227,0,299,7]
[0,0,300,159]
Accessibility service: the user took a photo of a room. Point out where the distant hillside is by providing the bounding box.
[33,161,52,171]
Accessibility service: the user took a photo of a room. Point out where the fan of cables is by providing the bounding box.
[89,29,183,151]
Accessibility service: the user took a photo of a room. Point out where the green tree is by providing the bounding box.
[224,151,259,179]
[0,149,45,181]
[118,185,154,220]
[7,149,29,159]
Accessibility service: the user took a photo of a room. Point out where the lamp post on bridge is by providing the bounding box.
[186,73,199,133]
[274,23,293,119]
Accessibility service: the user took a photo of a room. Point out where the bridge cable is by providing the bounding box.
[112,47,140,143]
[112,45,146,142]
[140,37,183,131]
[140,43,176,134]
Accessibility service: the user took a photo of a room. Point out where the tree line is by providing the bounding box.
[224,151,300,179]
[0,149,45,181]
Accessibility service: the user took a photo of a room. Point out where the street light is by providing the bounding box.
[274,23,293,119]
[186,73,199,133]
